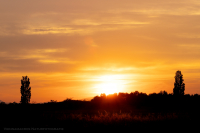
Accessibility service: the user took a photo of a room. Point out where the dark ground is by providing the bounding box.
[1,95,200,131]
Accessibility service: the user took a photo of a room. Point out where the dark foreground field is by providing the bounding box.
[1,95,200,131]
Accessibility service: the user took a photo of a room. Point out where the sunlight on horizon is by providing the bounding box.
[93,75,128,95]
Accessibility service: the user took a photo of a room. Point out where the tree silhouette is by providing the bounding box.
[159,90,168,95]
[173,70,185,95]
[20,76,31,104]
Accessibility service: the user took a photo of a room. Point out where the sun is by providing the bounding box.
[94,75,126,95]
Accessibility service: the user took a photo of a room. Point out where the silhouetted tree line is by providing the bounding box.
[1,70,198,111]
[1,91,200,113]
[90,91,200,110]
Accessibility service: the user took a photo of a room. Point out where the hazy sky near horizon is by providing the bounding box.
[1,0,200,103]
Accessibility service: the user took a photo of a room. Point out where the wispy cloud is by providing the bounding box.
[0,48,78,65]
[23,27,84,35]
[22,19,150,35]
[177,33,200,39]
[179,44,200,47]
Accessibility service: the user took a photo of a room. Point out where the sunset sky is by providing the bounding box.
[1,0,200,103]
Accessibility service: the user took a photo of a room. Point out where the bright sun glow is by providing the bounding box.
[94,75,126,95]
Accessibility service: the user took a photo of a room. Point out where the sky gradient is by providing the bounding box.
[1,0,200,103]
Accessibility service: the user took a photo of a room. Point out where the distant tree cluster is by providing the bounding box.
[91,91,165,102]
[90,91,200,110]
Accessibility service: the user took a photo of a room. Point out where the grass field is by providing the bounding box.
[1,102,199,131]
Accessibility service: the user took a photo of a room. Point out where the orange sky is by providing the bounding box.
[1,0,200,103]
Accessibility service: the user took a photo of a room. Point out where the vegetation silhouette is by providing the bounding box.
[173,70,185,95]
[20,76,31,104]
[1,92,200,131]
[1,70,200,131]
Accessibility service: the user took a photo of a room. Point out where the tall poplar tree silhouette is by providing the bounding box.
[173,70,185,95]
[20,76,31,104]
